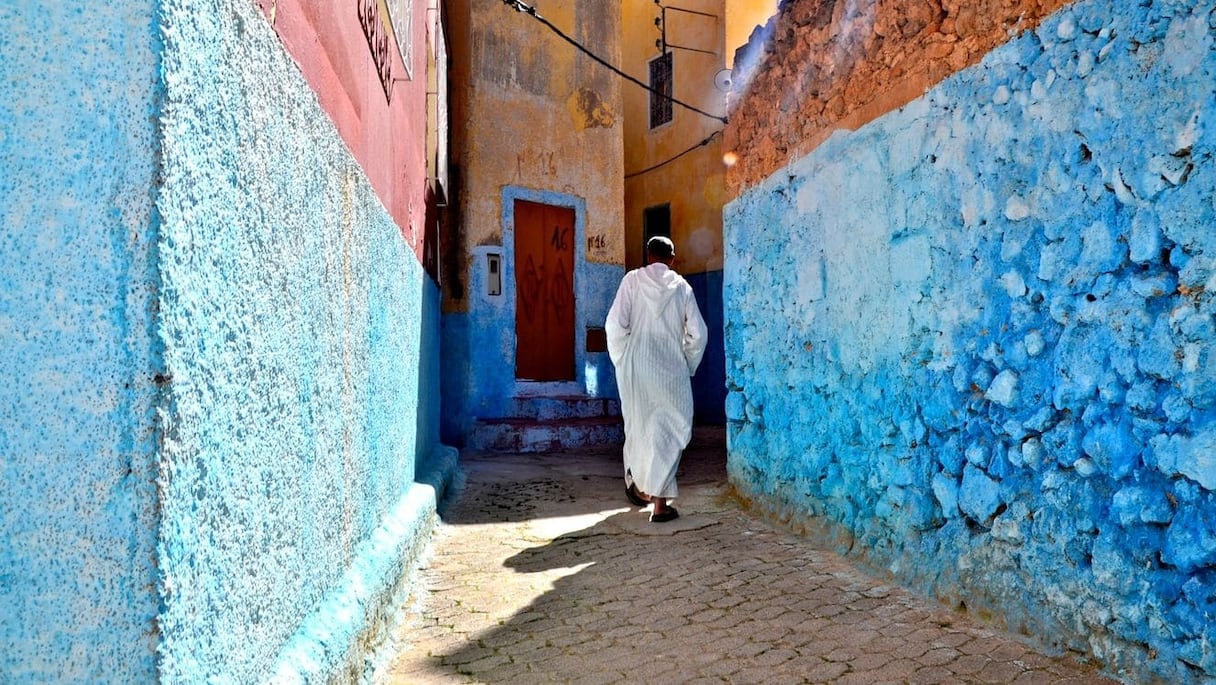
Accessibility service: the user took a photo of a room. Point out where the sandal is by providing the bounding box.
[649,506,679,523]
[626,483,649,507]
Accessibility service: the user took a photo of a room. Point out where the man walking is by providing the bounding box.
[606,236,708,522]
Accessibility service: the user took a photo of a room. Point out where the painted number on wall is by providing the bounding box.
[550,225,571,252]
[586,235,606,250]
[516,150,558,179]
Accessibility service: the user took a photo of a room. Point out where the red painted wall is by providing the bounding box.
[255,0,429,262]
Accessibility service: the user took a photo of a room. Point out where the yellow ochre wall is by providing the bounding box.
[445,0,625,312]
[725,0,779,67]
[622,0,725,274]
[621,0,775,274]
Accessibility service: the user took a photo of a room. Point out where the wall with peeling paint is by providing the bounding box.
[442,0,625,442]
[2,1,449,681]
[725,1,1216,682]
[724,0,1071,197]
[447,0,624,288]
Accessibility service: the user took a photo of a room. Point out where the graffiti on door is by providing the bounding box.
[517,253,572,326]
[508,199,573,379]
[515,200,576,380]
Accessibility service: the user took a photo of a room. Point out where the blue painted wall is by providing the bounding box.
[687,271,727,425]
[725,1,1216,682]
[156,1,447,681]
[441,186,622,443]
[0,4,162,682]
[2,1,450,681]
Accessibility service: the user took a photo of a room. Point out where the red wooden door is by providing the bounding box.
[514,200,575,380]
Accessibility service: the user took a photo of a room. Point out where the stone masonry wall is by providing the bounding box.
[726,0,1069,195]
[724,1,1216,682]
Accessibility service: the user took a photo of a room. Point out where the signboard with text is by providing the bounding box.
[357,0,413,103]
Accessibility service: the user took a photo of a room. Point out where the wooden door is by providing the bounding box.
[514,200,575,381]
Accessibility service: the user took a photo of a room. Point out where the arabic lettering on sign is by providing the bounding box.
[357,0,395,102]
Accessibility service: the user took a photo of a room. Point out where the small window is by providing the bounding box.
[642,204,671,263]
[649,52,673,129]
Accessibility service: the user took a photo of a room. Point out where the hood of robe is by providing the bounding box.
[637,263,683,300]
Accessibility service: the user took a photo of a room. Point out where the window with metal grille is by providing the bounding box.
[388,0,414,79]
[649,52,673,129]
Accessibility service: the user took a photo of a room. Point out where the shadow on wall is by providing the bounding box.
[689,271,727,425]
[438,312,470,446]
[415,272,461,499]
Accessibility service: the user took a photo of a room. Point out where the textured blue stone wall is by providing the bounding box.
[154,1,446,681]
[441,186,622,443]
[0,4,162,682]
[725,1,1216,682]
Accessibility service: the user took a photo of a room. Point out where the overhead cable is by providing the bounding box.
[501,0,728,125]
[625,130,721,179]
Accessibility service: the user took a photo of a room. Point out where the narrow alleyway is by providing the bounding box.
[377,429,1120,685]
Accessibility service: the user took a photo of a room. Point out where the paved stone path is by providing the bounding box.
[376,430,1120,685]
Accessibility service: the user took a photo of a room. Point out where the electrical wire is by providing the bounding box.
[624,130,721,179]
[501,0,728,125]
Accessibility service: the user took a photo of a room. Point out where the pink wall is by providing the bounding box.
[255,0,429,262]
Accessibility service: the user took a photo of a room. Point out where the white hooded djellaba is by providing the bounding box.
[606,262,708,500]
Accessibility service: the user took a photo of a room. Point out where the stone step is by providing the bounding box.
[466,416,624,453]
[507,395,621,421]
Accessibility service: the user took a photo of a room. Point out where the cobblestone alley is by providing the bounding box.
[377,429,1121,685]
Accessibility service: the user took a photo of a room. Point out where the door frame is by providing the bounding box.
[501,186,588,394]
